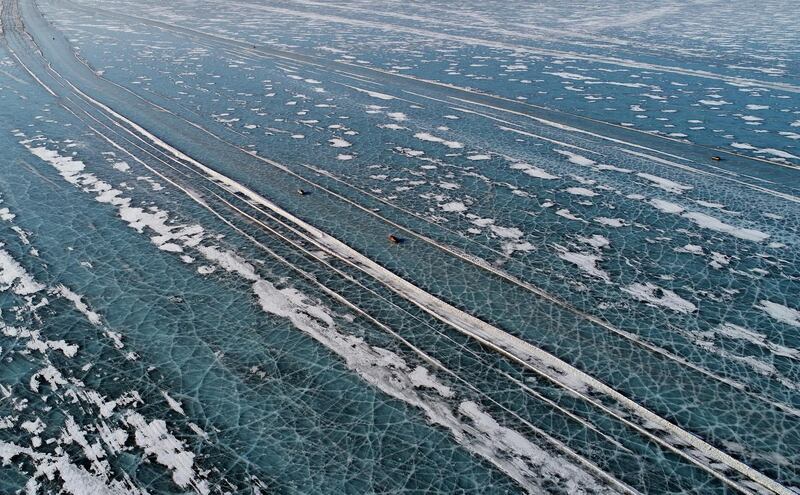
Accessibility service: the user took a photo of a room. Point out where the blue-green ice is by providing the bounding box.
[0,0,798,493]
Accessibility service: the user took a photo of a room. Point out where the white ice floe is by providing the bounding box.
[0,209,15,222]
[699,99,731,106]
[709,252,731,269]
[29,364,68,393]
[490,225,524,239]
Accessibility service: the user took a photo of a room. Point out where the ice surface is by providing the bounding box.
[1,0,799,493]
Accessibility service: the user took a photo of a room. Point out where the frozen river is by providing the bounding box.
[0,0,798,493]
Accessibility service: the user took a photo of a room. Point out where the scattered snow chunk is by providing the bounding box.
[510,163,559,180]
[440,201,467,213]
[556,246,610,282]
[329,138,351,148]
[636,173,692,194]
[414,132,463,149]
[623,283,697,313]
[757,300,800,327]
[564,187,597,197]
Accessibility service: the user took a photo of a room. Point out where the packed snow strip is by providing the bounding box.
[71,108,795,495]
[22,141,621,494]
[341,83,396,100]
[495,125,597,154]
[24,145,207,254]
[198,248,620,494]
